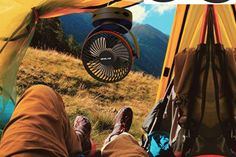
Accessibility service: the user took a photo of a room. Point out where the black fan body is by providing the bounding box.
[152,0,174,2]
[81,7,139,83]
[204,0,229,3]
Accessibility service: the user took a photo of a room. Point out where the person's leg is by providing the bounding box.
[102,132,148,157]
[0,85,87,157]
[101,107,148,157]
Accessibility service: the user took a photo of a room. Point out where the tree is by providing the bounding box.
[30,18,81,57]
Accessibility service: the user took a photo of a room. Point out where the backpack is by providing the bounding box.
[172,6,236,156]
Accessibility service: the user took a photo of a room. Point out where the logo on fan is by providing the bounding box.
[100,57,112,61]
[99,50,115,66]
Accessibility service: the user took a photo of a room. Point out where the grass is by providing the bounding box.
[17,48,159,148]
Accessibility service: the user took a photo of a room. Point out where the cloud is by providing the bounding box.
[128,5,148,23]
[154,4,176,15]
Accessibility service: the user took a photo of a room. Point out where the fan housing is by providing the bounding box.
[81,7,139,83]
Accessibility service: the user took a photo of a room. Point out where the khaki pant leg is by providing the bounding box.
[101,133,148,157]
[0,85,82,157]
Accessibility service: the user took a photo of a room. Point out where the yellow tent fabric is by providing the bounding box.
[0,0,142,107]
[156,4,236,101]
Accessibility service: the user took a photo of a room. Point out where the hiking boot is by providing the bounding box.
[104,107,133,144]
[74,116,92,155]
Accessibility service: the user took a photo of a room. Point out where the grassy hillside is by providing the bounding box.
[17,48,159,148]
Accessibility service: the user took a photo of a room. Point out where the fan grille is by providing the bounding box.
[81,31,133,83]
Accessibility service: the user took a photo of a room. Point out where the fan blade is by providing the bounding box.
[96,64,106,79]
[105,66,114,77]
[102,66,113,81]
[93,64,103,75]
[106,34,119,48]
[89,37,106,57]
[82,52,98,61]
[100,37,107,49]
[90,41,99,56]
[111,42,130,61]
[112,42,127,53]
[88,60,101,71]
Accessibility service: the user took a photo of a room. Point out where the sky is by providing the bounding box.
[128,4,176,35]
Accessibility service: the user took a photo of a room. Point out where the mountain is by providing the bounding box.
[132,24,168,76]
[60,13,93,43]
[60,13,168,77]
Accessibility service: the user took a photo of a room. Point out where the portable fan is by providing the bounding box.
[81,7,140,83]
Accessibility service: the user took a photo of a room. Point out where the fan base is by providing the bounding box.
[92,7,132,33]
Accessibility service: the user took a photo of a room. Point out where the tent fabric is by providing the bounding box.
[0,0,142,107]
[156,4,236,101]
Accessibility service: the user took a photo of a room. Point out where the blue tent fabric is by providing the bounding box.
[0,96,15,136]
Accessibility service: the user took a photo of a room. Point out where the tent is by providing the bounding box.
[0,1,235,154]
[156,4,236,101]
